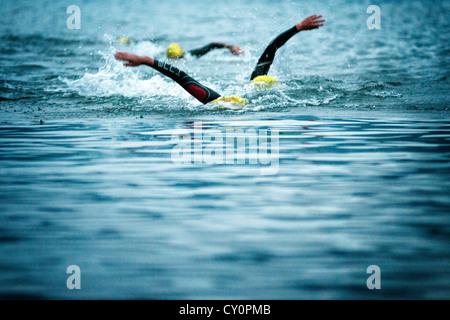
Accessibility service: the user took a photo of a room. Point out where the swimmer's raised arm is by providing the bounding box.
[250,15,325,80]
[114,52,221,104]
[188,42,244,58]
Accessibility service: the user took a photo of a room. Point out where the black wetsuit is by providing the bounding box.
[149,25,300,104]
[151,59,221,104]
[188,42,230,58]
[250,26,298,80]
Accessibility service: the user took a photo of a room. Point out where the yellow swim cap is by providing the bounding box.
[167,43,183,59]
[118,36,131,45]
[212,96,247,105]
[252,75,278,89]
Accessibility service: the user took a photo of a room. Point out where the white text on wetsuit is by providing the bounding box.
[158,60,182,77]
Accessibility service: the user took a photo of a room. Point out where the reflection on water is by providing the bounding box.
[0,117,449,299]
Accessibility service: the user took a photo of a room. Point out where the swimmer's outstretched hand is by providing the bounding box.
[296,15,325,31]
[115,52,154,67]
[229,45,244,56]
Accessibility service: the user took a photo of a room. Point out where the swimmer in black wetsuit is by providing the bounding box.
[115,53,222,103]
[115,15,325,105]
[167,42,244,59]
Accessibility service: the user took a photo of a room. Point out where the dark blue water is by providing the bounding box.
[0,0,449,299]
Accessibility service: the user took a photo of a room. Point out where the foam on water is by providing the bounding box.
[62,47,191,100]
[60,44,339,112]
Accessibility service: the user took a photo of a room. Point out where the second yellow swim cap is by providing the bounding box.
[252,75,278,89]
[167,43,184,59]
[118,36,131,45]
[212,96,247,105]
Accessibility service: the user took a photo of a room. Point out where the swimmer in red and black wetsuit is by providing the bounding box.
[166,42,243,59]
[115,15,325,105]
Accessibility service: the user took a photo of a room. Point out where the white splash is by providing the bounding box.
[62,47,191,100]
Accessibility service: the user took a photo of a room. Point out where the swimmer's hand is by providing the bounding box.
[217,43,244,56]
[114,52,154,67]
[229,45,244,56]
[296,15,325,31]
